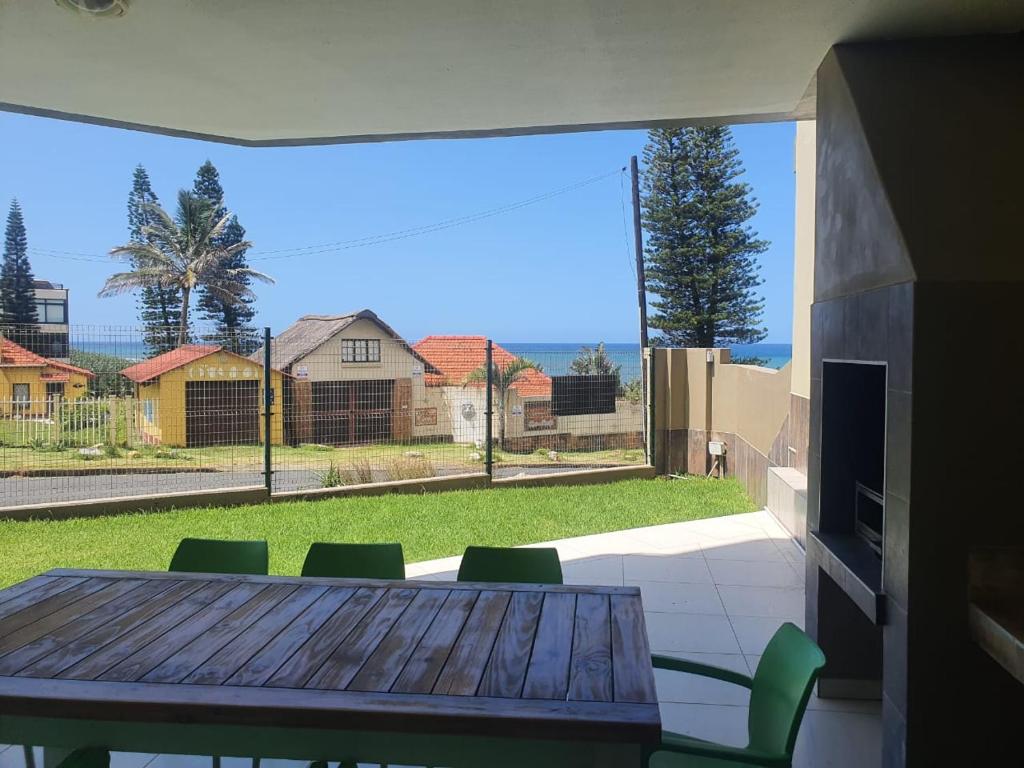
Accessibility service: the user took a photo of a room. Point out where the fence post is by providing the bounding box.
[263,327,273,495]
[647,346,656,470]
[484,339,493,476]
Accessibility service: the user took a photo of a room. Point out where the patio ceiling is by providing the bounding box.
[1,1,1021,146]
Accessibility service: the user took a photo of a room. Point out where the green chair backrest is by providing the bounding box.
[301,542,406,580]
[457,546,563,584]
[747,622,826,758]
[169,538,269,575]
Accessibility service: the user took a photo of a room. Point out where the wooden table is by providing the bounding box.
[0,569,660,768]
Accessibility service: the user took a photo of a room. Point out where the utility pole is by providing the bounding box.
[631,156,652,465]
[630,155,649,348]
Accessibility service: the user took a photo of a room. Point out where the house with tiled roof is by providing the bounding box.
[0,336,93,416]
[121,345,285,448]
[412,335,643,452]
[251,310,448,446]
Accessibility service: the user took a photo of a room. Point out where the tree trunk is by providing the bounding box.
[178,286,191,347]
[498,395,506,450]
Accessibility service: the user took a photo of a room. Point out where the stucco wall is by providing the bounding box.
[0,366,90,416]
[791,120,815,400]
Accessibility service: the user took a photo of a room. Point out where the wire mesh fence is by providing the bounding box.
[1,321,648,507]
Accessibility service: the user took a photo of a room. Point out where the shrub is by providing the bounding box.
[384,456,435,481]
[317,462,345,488]
[351,458,374,484]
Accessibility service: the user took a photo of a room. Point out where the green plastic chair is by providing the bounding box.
[648,623,825,767]
[301,542,406,580]
[169,538,269,575]
[457,545,563,584]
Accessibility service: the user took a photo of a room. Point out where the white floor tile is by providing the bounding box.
[793,709,882,768]
[653,652,752,705]
[623,554,713,584]
[659,703,749,748]
[561,555,623,586]
[729,615,802,655]
[718,585,805,618]
[702,539,787,562]
[634,582,725,614]
[707,559,803,588]
[646,612,741,654]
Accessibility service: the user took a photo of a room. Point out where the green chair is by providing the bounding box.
[457,545,563,584]
[648,623,825,767]
[169,538,269,575]
[301,542,405,580]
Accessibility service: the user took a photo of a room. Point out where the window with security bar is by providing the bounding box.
[341,339,381,363]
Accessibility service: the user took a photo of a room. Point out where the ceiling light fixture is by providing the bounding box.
[54,0,129,18]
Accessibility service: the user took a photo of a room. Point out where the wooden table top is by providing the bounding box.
[0,569,660,744]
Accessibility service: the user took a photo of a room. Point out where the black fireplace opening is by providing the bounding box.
[820,361,887,557]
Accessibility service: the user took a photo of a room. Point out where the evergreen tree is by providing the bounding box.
[640,126,768,348]
[0,199,38,327]
[570,342,622,385]
[192,160,259,353]
[128,165,182,354]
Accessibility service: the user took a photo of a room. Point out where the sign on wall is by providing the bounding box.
[524,400,556,431]
[186,364,259,380]
[415,407,438,426]
[551,374,617,416]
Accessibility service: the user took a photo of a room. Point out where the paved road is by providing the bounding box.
[0,465,599,508]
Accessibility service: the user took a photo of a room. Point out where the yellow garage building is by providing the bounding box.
[121,345,285,448]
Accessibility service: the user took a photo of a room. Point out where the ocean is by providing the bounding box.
[501,342,793,375]
[73,339,793,373]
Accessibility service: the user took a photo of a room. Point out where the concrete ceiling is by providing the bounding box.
[1,1,1021,145]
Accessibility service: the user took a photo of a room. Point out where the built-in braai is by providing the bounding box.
[819,361,887,550]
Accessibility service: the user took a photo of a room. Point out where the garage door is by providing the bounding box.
[311,380,392,446]
[185,380,259,447]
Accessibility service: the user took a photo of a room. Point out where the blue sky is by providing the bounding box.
[0,112,795,344]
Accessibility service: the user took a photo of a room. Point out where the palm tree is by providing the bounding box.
[464,356,541,449]
[99,190,273,347]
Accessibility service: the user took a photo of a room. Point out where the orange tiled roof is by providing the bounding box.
[121,344,223,383]
[0,338,94,378]
[412,335,552,397]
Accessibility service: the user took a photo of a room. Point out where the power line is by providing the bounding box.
[27,167,622,265]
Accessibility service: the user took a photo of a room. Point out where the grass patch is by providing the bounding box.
[0,477,755,587]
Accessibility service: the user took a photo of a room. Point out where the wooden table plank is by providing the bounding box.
[267,587,384,688]
[349,587,450,693]
[0,580,180,676]
[225,586,356,687]
[0,576,85,616]
[567,593,612,702]
[610,594,657,704]
[433,590,512,696]
[307,587,418,690]
[522,592,577,700]
[98,582,267,682]
[391,589,478,694]
[184,584,329,685]
[0,579,112,638]
[478,591,544,698]
[0,579,148,656]
[56,580,235,680]
[140,583,298,684]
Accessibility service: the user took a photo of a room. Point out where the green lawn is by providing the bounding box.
[0,477,754,587]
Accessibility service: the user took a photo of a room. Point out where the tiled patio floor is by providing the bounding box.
[1,510,880,768]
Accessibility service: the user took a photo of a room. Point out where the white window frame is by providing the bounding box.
[341,338,381,363]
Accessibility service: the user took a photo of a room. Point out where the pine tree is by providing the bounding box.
[0,199,38,327]
[128,165,182,354]
[192,160,259,354]
[640,126,768,348]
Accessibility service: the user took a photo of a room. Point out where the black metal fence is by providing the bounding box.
[0,323,649,508]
